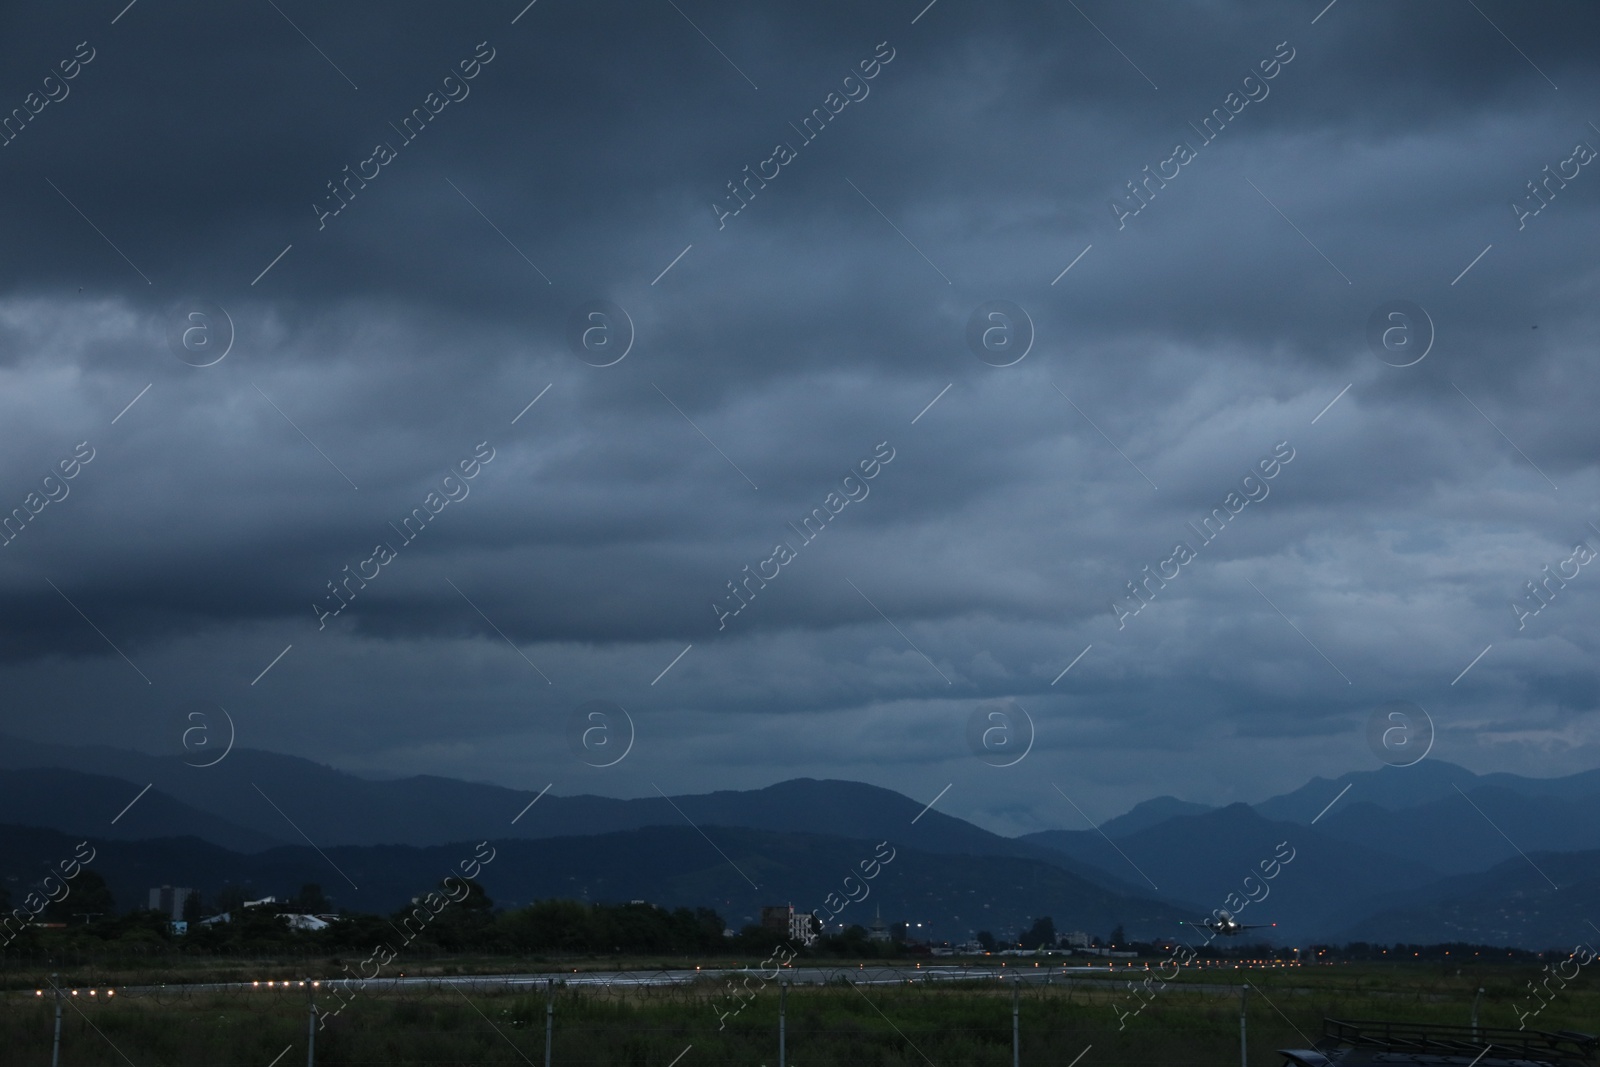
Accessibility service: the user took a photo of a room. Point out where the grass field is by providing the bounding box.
[2,959,1592,1066]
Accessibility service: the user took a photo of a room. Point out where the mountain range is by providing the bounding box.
[1,733,1594,949]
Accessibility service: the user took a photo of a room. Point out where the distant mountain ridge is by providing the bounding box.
[0,734,1177,904]
[0,821,1187,942]
[1311,788,1600,875]
[1245,762,1600,882]
[1248,760,1600,823]
[1100,796,1214,837]
[1021,802,1444,938]
[1334,849,1600,947]
[2,733,1597,948]
[0,767,280,854]
[0,736,1105,875]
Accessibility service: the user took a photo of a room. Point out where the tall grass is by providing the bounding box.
[1,964,1591,1065]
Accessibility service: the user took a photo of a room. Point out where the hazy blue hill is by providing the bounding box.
[4,734,1599,949]
[0,737,1130,889]
[1099,796,1214,838]
[598,778,1136,882]
[1251,761,1482,822]
[1476,767,1600,798]
[1249,761,1600,824]
[466,824,1190,939]
[0,821,1189,942]
[0,736,406,848]
[1024,803,1442,941]
[0,768,284,853]
[1335,849,1600,948]
[1310,787,1600,876]
[0,825,247,913]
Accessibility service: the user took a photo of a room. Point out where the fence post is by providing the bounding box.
[307,978,316,1067]
[779,980,787,1067]
[1013,979,1020,1067]
[1239,984,1248,1067]
[544,979,554,1067]
[1472,987,1484,1039]
[50,973,63,1067]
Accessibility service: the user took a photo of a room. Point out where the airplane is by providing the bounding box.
[1179,910,1276,937]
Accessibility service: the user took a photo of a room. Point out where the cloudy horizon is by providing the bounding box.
[3,0,1599,839]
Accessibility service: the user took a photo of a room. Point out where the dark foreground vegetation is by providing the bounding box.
[4,873,937,963]
[4,962,1595,1067]
[1,873,1569,969]
[7,876,1595,1065]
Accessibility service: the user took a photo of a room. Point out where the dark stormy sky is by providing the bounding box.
[2,0,1598,836]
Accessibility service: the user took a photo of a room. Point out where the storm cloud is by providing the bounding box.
[2,0,1599,835]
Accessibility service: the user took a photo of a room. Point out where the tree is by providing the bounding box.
[293,883,329,913]
[1021,916,1057,950]
[44,871,115,923]
[1110,924,1127,947]
[976,930,996,951]
[413,878,494,951]
[215,884,247,914]
[182,891,205,922]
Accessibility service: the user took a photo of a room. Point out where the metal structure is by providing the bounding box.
[49,973,62,1067]
[1240,985,1249,1067]
[1277,1018,1599,1067]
